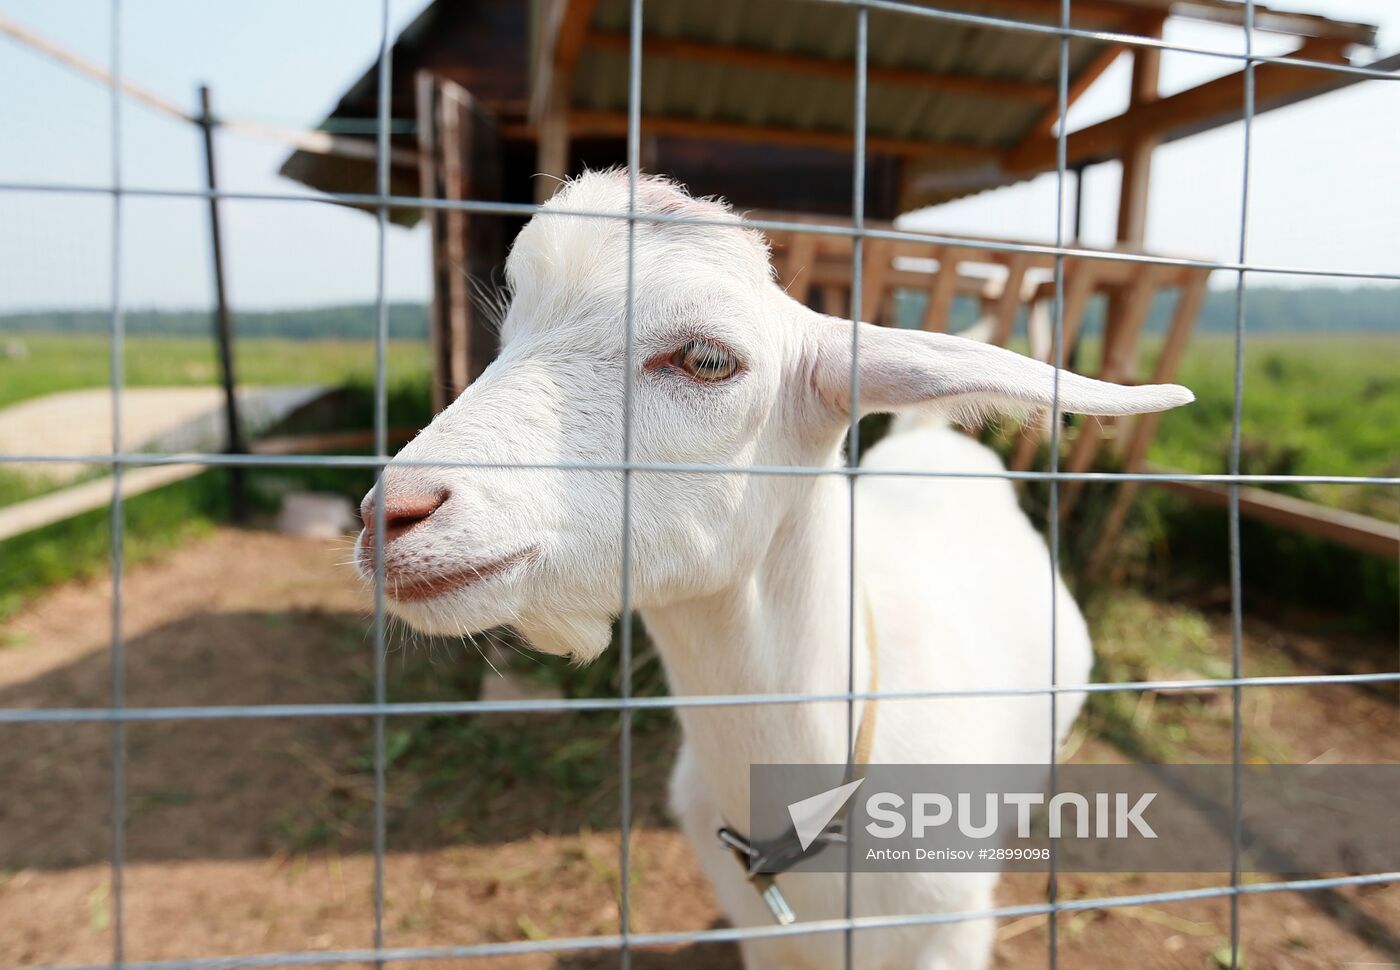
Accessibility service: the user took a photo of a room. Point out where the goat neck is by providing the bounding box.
[640,470,865,824]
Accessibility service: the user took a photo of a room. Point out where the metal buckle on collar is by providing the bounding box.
[717,822,849,925]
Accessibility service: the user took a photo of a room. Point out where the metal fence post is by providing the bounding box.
[197,83,247,522]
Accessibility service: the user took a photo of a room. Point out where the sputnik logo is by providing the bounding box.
[787,778,865,851]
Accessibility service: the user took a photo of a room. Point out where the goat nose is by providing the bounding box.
[361,490,449,545]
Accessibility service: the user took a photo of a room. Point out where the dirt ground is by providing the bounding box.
[1,529,1395,969]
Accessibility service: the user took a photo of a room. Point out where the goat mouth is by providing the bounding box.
[380,547,540,603]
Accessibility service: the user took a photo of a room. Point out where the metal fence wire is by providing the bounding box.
[1,1,1399,969]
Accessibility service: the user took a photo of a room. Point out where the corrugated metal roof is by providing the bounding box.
[570,0,1114,206]
[278,0,1382,215]
[571,47,1053,147]
[589,0,1109,72]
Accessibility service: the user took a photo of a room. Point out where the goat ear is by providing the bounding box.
[809,319,1193,423]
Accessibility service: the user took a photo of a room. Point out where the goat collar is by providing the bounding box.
[716,591,881,924]
[850,590,880,766]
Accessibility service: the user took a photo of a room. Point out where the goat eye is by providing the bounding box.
[675,339,738,382]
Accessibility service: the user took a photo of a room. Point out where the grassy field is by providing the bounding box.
[1151,333,1399,520]
[0,333,430,411]
[0,330,1395,624]
[1,332,1394,515]
[3,331,1396,475]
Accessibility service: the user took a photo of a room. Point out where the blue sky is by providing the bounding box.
[0,0,1396,312]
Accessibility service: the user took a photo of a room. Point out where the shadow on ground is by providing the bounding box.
[556,936,741,969]
[1,530,1396,969]
[0,607,677,872]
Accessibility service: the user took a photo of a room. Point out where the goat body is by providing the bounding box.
[652,414,1090,969]
[356,172,1190,970]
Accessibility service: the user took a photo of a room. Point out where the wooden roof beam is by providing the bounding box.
[566,111,1001,162]
[1023,12,1167,141]
[585,31,1056,104]
[553,0,601,80]
[530,0,601,199]
[1004,35,1352,173]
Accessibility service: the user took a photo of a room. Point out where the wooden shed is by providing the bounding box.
[279,0,1388,554]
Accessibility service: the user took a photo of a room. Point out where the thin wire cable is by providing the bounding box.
[5,179,1400,283]
[6,449,1399,487]
[12,871,1399,970]
[105,1,126,964]
[4,669,1398,726]
[370,1,392,965]
[843,7,868,968]
[1046,0,1072,962]
[618,2,644,965]
[1227,3,1257,967]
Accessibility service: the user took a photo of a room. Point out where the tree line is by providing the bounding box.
[1,287,1395,340]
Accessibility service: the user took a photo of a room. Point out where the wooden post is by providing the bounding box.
[1058,263,1169,518]
[1086,270,1209,576]
[198,85,246,522]
[1105,28,1163,379]
[535,75,570,203]
[1115,42,1162,248]
[437,85,472,400]
[531,0,600,202]
[920,247,966,332]
[988,254,1030,346]
[860,240,895,325]
[416,72,505,412]
[1011,261,1100,471]
[415,73,446,414]
[781,232,819,307]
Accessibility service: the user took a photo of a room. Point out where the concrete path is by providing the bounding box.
[0,385,329,540]
[0,385,325,482]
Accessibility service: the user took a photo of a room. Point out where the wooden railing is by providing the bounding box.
[758,214,1213,563]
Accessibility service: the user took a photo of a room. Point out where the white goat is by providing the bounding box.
[356,172,1192,970]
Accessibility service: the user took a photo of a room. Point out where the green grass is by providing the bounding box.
[1149,333,1400,520]
[0,471,227,621]
[0,332,430,411]
[1079,591,1297,764]
[1037,332,1400,633]
[0,468,78,506]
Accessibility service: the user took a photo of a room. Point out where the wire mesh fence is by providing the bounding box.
[1,1,1397,969]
